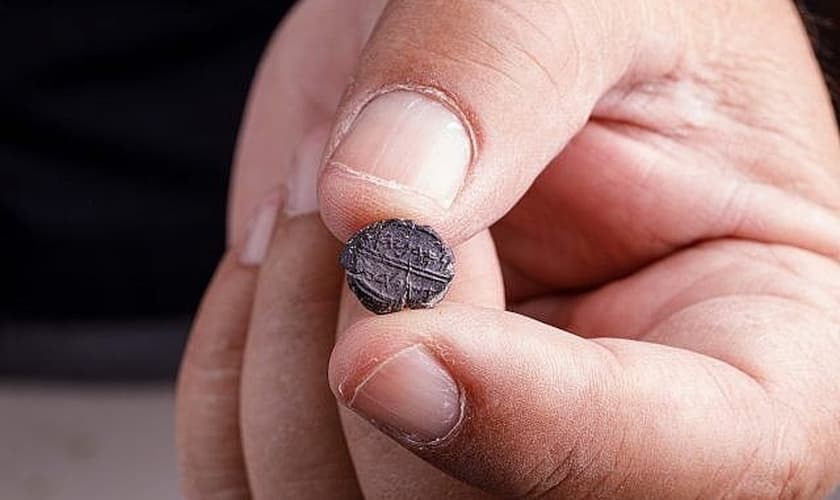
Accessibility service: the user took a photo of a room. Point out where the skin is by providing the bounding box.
[177,0,840,498]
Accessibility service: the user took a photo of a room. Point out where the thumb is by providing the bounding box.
[328,304,802,498]
[317,0,679,243]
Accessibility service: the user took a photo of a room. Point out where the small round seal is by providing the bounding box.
[339,219,455,315]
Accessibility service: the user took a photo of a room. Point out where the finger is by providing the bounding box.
[317,0,684,244]
[227,2,385,495]
[175,252,258,499]
[336,229,504,499]
[228,0,385,245]
[239,139,362,497]
[329,303,827,498]
[490,122,840,293]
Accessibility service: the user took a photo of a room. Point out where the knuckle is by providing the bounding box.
[515,382,624,498]
[515,432,619,499]
[514,447,576,499]
[734,413,830,499]
[766,442,816,499]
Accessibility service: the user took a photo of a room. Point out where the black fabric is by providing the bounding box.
[803,0,840,114]
[0,317,190,380]
[1,2,293,321]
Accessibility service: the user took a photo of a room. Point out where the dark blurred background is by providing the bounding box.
[0,1,837,381]
[1,1,295,379]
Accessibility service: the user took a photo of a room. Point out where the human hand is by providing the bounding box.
[178,0,840,498]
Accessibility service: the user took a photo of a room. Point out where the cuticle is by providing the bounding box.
[342,344,425,408]
[359,345,467,448]
[325,160,453,211]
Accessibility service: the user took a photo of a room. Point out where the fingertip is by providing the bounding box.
[327,304,623,495]
[328,309,413,405]
[318,163,449,242]
[445,229,505,310]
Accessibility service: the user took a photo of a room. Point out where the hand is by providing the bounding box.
[177,0,840,498]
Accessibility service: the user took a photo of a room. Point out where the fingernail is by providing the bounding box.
[239,190,282,266]
[342,345,462,444]
[329,90,471,209]
[238,126,328,266]
[285,126,328,217]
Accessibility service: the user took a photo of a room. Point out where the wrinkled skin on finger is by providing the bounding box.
[179,0,840,498]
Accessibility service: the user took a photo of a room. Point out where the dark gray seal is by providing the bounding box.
[339,219,455,314]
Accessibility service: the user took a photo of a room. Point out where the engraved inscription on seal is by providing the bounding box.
[339,219,455,315]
